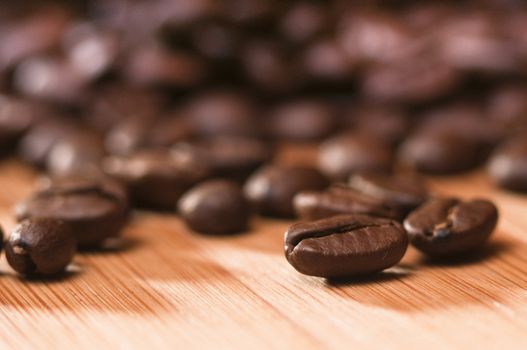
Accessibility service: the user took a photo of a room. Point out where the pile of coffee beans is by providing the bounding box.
[0,0,522,279]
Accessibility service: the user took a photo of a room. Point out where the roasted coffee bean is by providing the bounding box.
[184,91,259,137]
[280,2,329,44]
[46,129,106,176]
[302,38,355,82]
[124,45,205,87]
[244,165,328,218]
[172,137,274,182]
[284,214,408,278]
[5,218,76,276]
[398,131,483,174]
[15,177,129,248]
[294,184,403,221]
[103,149,210,209]
[487,137,527,192]
[18,117,79,167]
[487,85,527,128]
[350,105,410,146]
[348,172,429,214]
[404,198,498,257]
[267,100,338,142]
[318,133,393,181]
[178,180,250,235]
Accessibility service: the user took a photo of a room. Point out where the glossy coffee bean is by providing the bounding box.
[172,137,274,182]
[16,177,128,248]
[404,198,498,257]
[294,184,403,222]
[5,218,76,276]
[398,131,482,174]
[244,165,328,218]
[103,149,210,209]
[487,137,527,192]
[267,100,338,142]
[178,180,250,235]
[284,214,408,279]
[348,172,429,214]
[318,133,393,181]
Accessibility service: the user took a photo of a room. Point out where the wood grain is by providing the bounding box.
[0,152,526,350]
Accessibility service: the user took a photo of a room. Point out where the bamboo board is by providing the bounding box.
[0,147,525,349]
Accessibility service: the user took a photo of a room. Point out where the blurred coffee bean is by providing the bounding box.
[46,129,106,177]
[0,6,72,70]
[103,149,210,210]
[267,100,338,142]
[244,165,328,218]
[362,57,460,104]
[294,184,404,222]
[280,2,329,44]
[220,0,278,27]
[302,39,355,83]
[18,117,79,167]
[124,45,205,87]
[398,131,483,174]
[190,19,240,61]
[487,137,527,192]
[63,22,121,80]
[318,133,393,181]
[173,136,274,182]
[241,40,301,93]
[349,104,410,146]
[349,172,429,214]
[0,95,50,150]
[404,197,498,257]
[184,91,259,137]
[178,180,250,235]
[487,85,527,128]
[16,176,129,248]
[13,55,88,105]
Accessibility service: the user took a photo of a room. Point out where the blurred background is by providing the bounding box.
[0,0,526,191]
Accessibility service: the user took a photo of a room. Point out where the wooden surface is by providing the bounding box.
[0,149,526,349]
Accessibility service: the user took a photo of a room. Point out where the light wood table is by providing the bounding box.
[0,150,525,349]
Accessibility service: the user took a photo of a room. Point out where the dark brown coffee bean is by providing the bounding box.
[349,172,429,214]
[280,2,329,44]
[184,91,259,137]
[172,137,274,182]
[124,45,205,87]
[487,137,527,192]
[318,133,393,181]
[15,177,128,248]
[349,105,410,146]
[103,149,210,209]
[18,117,79,167]
[398,131,482,174]
[13,55,88,105]
[487,85,527,128]
[294,184,403,222]
[284,214,408,278]
[178,180,250,235]
[46,129,106,176]
[302,38,355,82]
[244,165,328,218]
[404,198,498,257]
[5,218,76,276]
[267,100,338,142]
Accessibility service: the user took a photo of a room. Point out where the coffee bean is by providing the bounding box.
[487,85,527,128]
[398,131,483,174]
[267,100,338,142]
[404,198,498,257]
[103,149,210,209]
[302,38,354,83]
[318,133,393,181]
[5,218,76,276]
[294,184,404,222]
[18,117,79,168]
[284,214,408,278]
[244,165,328,218]
[172,136,274,182]
[15,177,129,248]
[350,105,410,146]
[178,180,250,235]
[280,2,329,44]
[184,91,259,137]
[46,128,106,177]
[348,172,429,214]
[487,137,527,192]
